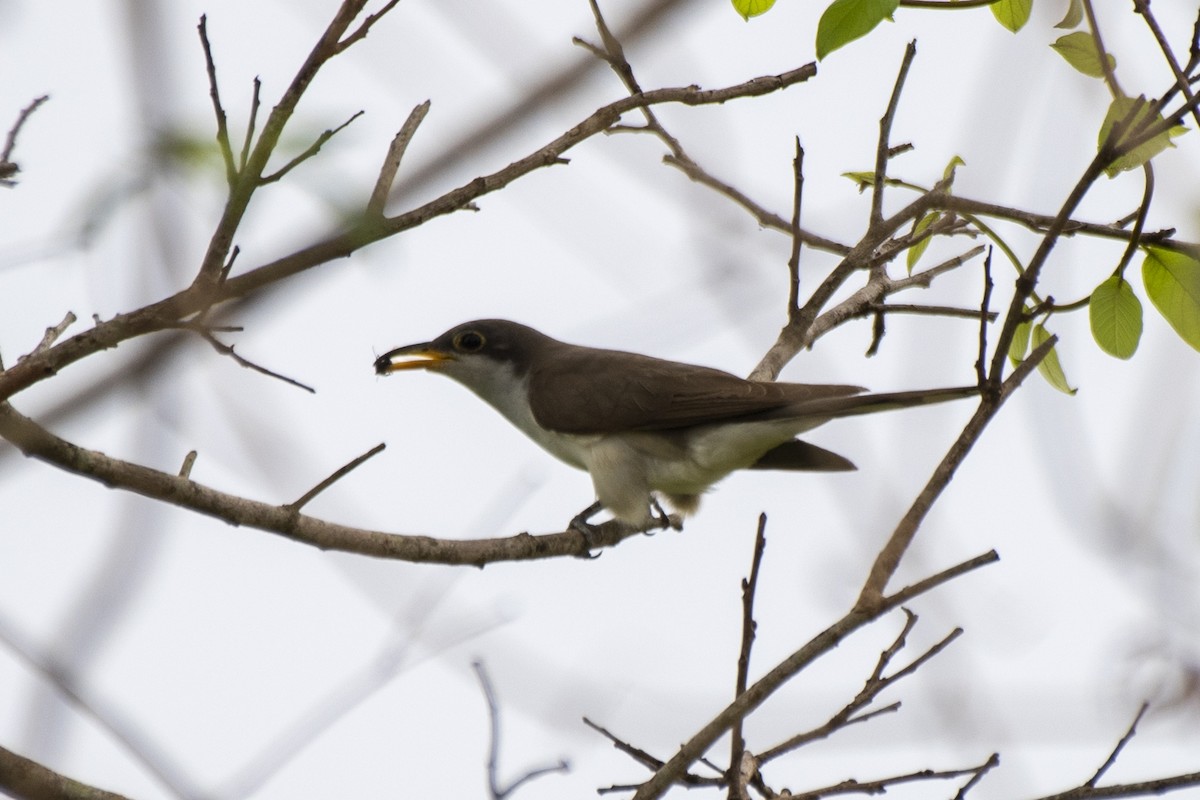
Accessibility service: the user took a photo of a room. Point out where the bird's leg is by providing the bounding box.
[649,497,671,532]
[569,500,605,559]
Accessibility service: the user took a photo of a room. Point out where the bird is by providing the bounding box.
[374,319,976,532]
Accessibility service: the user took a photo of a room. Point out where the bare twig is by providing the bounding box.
[585,717,666,773]
[863,302,995,321]
[260,110,364,184]
[1087,702,1150,787]
[1035,772,1200,800]
[186,325,316,393]
[1081,0,1122,98]
[871,42,918,226]
[975,247,993,387]
[287,443,386,512]
[0,94,49,185]
[21,312,77,360]
[759,610,963,762]
[334,0,402,54]
[179,450,198,479]
[469,661,569,799]
[198,15,237,186]
[630,549,997,800]
[662,153,849,254]
[1134,1,1200,128]
[367,101,431,217]
[584,718,720,792]
[953,752,1001,799]
[865,308,886,357]
[788,753,1000,800]
[729,514,768,799]
[787,139,806,320]
[239,77,262,173]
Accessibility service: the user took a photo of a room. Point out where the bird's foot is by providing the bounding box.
[648,498,682,532]
[569,501,605,559]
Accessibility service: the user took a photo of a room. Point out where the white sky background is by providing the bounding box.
[1,0,1199,798]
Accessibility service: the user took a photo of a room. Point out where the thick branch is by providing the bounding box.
[0,744,131,800]
[0,402,648,565]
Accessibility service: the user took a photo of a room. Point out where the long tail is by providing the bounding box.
[789,385,980,420]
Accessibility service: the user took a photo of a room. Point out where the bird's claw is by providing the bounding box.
[569,501,605,559]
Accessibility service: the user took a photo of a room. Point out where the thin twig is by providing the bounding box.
[23,312,77,359]
[1,95,49,163]
[975,247,993,387]
[476,660,504,799]
[239,77,262,173]
[368,100,431,217]
[662,153,849,254]
[1034,772,1200,800]
[1112,164,1154,281]
[871,42,918,226]
[1134,1,1200,128]
[1087,702,1150,787]
[334,0,403,55]
[953,752,1000,800]
[1081,0,1122,98]
[583,719,720,793]
[760,610,963,762]
[260,110,364,184]
[729,514,768,798]
[863,302,995,321]
[472,661,569,799]
[198,15,237,186]
[865,308,886,357]
[179,451,198,479]
[787,139,806,318]
[790,754,1000,800]
[287,443,386,512]
[0,94,49,184]
[188,326,316,393]
[584,718,665,772]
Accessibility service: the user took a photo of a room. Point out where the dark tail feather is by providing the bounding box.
[788,385,979,420]
[750,439,857,472]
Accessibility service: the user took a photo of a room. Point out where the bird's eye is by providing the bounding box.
[453,331,486,352]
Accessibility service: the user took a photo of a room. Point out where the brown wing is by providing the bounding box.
[527,346,864,434]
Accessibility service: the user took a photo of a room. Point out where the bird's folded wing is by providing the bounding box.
[527,348,864,434]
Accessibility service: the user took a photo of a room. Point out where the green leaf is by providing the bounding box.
[942,154,965,183]
[991,0,1032,32]
[1055,0,1083,29]
[1009,316,1031,367]
[841,170,876,191]
[1089,275,1142,359]
[816,0,900,60]
[1032,323,1077,395]
[731,0,776,20]
[907,212,939,273]
[1099,95,1186,176]
[1142,246,1200,352]
[1051,32,1116,78]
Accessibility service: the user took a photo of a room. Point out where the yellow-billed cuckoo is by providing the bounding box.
[374,320,976,532]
